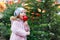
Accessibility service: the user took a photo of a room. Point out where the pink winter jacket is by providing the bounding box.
[10,20,30,40]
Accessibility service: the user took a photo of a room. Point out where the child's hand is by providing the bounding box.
[24,21,30,32]
[24,21,28,26]
[27,32,30,35]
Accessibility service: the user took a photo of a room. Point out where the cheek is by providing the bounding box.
[19,14,23,19]
[20,15,23,18]
[20,13,24,16]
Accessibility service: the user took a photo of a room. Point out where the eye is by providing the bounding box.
[23,12,26,13]
[20,12,23,13]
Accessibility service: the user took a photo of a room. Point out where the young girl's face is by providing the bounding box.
[19,10,26,19]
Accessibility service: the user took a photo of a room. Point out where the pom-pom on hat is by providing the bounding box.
[14,7,25,16]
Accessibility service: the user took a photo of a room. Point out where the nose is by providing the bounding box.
[23,13,26,16]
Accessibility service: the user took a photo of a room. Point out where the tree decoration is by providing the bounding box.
[36,0,41,2]
[52,3,55,7]
[57,12,60,15]
[13,0,18,3]
[55,0,60,4]
[22,2,28,7]
[31,12,35,15]
[7,0,13,5]
[22,15,28,21]
[24,6,30,9]
[26,10,30,13]
[42,10,46,13]
[36,13,41,16]
[18,0,20,3]
[54,1,57,4]
[0,2,7,12]
[0,13,4,19]
[38,8,41,12]
[57,5,60,8]
[31,16,35,21]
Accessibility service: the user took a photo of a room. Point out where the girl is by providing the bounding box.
[10,7,30,40]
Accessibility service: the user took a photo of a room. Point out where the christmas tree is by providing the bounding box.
[23,0,60,40]
[0,0,60,40]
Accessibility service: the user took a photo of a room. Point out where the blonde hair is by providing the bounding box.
[10,16,17,21]
[10,15,21,21]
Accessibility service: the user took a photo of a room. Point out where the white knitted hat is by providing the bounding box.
[14,7,25,16]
